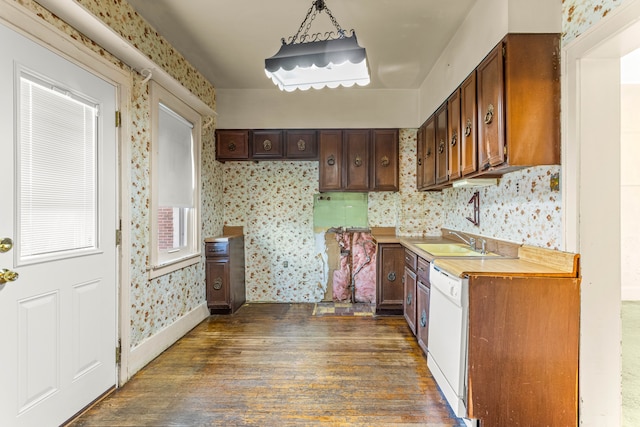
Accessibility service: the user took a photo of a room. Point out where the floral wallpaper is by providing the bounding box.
[562,0,629,44]
[15,0,222,347]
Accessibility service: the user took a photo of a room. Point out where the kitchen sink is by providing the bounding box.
[415,243,501,257]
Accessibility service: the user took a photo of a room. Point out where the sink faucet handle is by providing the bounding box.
[469,237,476,249]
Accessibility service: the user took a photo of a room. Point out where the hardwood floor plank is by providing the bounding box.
[68,303,463,426]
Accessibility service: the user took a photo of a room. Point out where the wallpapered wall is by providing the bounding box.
[562,0,627,43]
[16,0,223,348]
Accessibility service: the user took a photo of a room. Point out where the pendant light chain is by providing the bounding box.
[287,0,346,45]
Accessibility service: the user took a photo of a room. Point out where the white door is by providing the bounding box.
[0,23,118,427]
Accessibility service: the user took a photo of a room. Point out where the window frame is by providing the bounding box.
[149,81,202,279]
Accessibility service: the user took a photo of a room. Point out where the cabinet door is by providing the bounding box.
[372,129,399,191]
[416,124,425,190]
[435,103,448,185]
[460,71,478,176]
[477,43,505,170]
[416,281,430,355]
[215,130,249,161]
[422,115,436,188]
[376,243,404,314]
[285,130,317,159]
[344,129,370,191]
[206,259,230,310]
[318,130,343,191]
[403,266,417,335]
[252,130,284,159]
[447,89,462,181]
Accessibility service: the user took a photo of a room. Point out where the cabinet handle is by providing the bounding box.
[450,130,458,146]
[438,140,445,154]
[417,158,422,166]
[426,147,432,158]
[420,309,427,328]
[484,103,494,125]
[327,154,336,166]
[213,277,223,290]
[380,156,390,167]
[387,271,396,282]
[263,139,272,151]
[297,139,306,151]
[406,292,412,306]
[465,118,472,137]
[228,142,236,152]
[354,155,363,167]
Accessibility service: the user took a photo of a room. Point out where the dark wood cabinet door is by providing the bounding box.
[376,243,404,314]
[403,266,417,335]
[460,71,478,176]
[215,130,249,161]
[447,89,462,181]
[318,130,343,191]
[416,282,430,355]
[416,124,425,190]
[422,115,436,188]
[206,259,230,309]
[477,43,505,170]
[435,103,448,185]
[344,129,370,191]
[285,130,317,159]
[371,129,399,191]
[252,130,284,159]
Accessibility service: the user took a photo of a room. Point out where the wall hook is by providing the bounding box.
[139,68,153,86]
[466,191,480,226]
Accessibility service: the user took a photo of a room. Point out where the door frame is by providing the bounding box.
[562,0,640,424]
[0,0,132,386]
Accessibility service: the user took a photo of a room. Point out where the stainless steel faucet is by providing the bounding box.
[448,231,476,251]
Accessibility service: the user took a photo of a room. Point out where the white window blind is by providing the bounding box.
[158,103,194,208]
[18,75,98,259]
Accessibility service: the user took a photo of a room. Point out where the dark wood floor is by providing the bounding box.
[70,303,463,426]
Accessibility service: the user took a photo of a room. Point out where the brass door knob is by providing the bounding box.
[0,238,13,253]
[0,268,19,283]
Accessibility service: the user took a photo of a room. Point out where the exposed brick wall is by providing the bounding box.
[157,207,174,250]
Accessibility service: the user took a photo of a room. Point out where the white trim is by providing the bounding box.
[0,0,133,389]
[148,254,201,280]
[35,0,215,118]
[127,302,209,377]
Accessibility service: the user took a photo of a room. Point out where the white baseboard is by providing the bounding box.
[127,302,209,379]
[622,287,640,301]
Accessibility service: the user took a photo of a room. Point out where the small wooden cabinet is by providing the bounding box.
[285,130,317,159]
[415,257,430,354]
[252,130,284,159]
[417,116,436,190]
[205,236,246,314]
[319,129,399,192]
[447,89,462,181]
[215,130,249,161]
[375,243,405,315]
[434,104,448,185]
[403,249,418,335]
[460,71,478,176]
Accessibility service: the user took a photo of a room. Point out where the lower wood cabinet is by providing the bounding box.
[375,243,405,315]
[205,236,246,314]
[403,249,418,335]
[416,257,430,354]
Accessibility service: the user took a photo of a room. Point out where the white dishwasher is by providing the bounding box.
[427,263,477,427]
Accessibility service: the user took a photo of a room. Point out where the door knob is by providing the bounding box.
[0,238,13,253]
[0,268,19,283]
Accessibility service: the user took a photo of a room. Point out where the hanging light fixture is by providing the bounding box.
[264,0,370,92]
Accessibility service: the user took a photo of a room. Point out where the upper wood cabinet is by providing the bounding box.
[372,129,399,191]
[435,103,448,185]
[460,71,478,176]
[477,33,560,172]
[285,130,318,159]
[318,129,399,192]
[215,130,250,160]
[447,89,462,181]
[252,130,284,159]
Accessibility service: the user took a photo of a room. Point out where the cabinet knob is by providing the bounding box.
[417,158,422,166]
[263,139,272,151]
[387,271,396,282]
[327,154,336,166]
[213,277,223,290]
[380,156,390,167]
[465,118,472,137]
[420,309,427,328]
[438,140,445,154]
[297,139,306,151]
[354,155,363,167]
[450,130,458,146]
[228,142,236,152]
[484,103,494,125]
[426,148,432,158]
[406,292,412,306]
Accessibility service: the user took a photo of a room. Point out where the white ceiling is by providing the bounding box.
[127,0,477,91]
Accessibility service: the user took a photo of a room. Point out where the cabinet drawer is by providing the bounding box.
[285,130,317,159]
[417,257,430,287]
[404,249,417,272]
[216,130,249,160]
[206,242,229,257]
[252,130,284,159]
